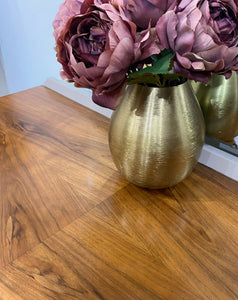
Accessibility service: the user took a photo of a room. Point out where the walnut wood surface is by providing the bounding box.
[0,86,238,299]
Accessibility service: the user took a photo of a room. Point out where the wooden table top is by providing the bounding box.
[0,86,238,300]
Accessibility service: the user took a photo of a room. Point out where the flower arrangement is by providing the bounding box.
[53,0,238,109]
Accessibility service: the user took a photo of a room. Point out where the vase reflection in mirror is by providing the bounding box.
[109,81,205,189]
[192,72,238,148]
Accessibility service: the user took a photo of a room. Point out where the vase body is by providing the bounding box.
[109,81,205,189]
[195,73,238,143]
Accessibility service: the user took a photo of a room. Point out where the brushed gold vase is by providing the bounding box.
[109,81,205,189]
[194,72,238,143]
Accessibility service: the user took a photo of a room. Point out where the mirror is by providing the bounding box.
[191,75,238,157]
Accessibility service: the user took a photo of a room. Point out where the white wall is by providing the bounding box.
[0,0,63,94]
[0,47,8,96]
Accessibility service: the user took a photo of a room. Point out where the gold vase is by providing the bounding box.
[109,81,205,189]
[195,72,238,143]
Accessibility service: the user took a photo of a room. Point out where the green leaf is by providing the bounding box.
[127,50,186,87]
[129,50,173,78]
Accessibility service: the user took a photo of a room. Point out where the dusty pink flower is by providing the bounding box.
[53,0,83,41]
[123,0,177,28]
[156,0,238,82]
[54,0,160,109]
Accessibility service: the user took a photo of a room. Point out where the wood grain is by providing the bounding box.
[0,86,238,299]
[0,87,127,268]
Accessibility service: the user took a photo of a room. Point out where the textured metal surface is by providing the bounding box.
[109,82,205,189]
[195,73,238,143]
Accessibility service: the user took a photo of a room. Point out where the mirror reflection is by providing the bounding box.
[191,73,238,157]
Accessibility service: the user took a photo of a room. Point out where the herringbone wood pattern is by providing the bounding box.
[0,87,238,299]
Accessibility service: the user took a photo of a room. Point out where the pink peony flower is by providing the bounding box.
[53,0,83,41]
[54,0,160,109]
[123,0,177,28]
[156,0,238,82]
